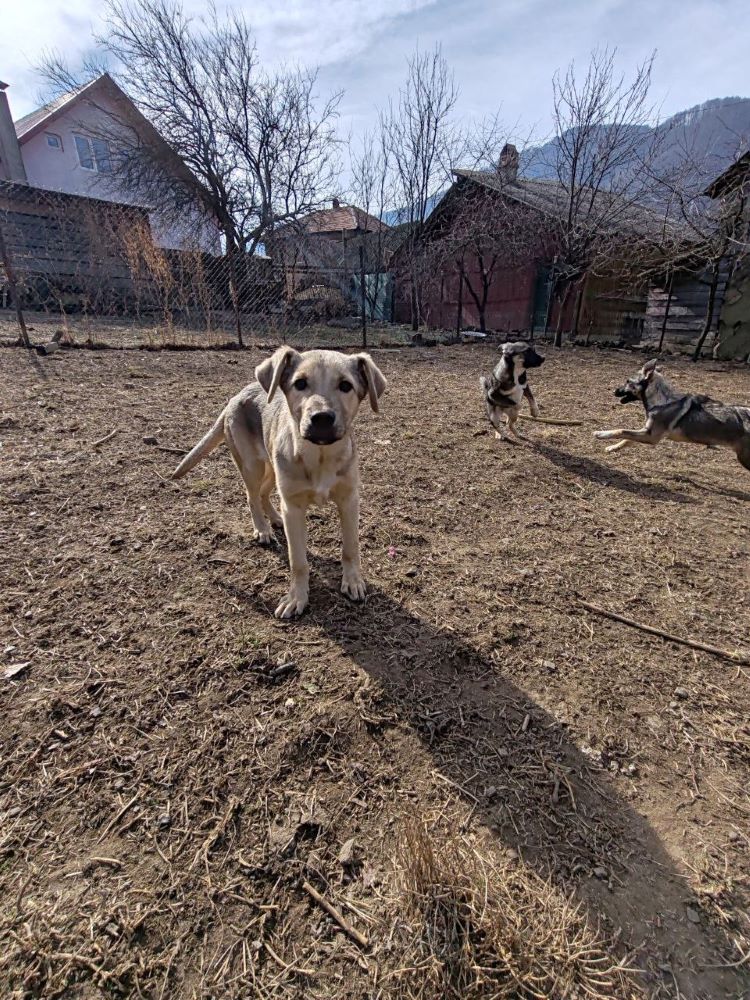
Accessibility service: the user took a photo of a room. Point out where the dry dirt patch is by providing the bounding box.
[1,344,748,999]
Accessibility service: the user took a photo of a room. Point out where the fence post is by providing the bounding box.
[0,219,31,348]
[359,243,367,349]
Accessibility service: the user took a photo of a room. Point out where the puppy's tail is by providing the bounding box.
[171,413,225,480]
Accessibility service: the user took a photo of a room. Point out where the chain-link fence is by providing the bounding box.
[0,181,427,350]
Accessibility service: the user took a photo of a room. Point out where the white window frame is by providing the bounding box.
[73,134,112,173]
[45,132,63,151]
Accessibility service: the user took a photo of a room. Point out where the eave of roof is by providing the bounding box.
[704,151,750,198]
[15,76,112,143]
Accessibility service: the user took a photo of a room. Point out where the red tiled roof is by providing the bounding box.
[302,204,388,234]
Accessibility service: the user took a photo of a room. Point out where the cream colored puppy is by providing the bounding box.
[172,347,387,618]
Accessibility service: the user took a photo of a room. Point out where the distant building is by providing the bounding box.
[0,75,219,252]
[706,151,750,360]
[271,199,397,320]
[393,147,659,343]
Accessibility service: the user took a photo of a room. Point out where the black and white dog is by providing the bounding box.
[480,341,545,442]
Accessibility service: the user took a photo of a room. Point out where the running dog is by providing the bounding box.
[594,359,750,470]
[480,341,545,442]
[172,348,387,618]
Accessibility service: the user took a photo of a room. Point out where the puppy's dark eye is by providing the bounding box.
[293,377,308,391]
[339,379,353,393]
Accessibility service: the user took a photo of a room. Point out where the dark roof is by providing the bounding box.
[704,151,750,198]
[15,77,113,141]
[453,168,677,239]
[300,203,388,234]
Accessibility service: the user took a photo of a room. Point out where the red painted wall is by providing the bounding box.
[395,261,538,333]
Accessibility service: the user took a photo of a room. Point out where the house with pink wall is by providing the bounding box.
[0,74,220,253]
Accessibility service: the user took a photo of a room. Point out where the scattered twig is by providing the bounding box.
[263,939,315,976]
[191,796,240,868]
[92,429,119,449]
[518,414,583,426]
[301,880,369,949]
[579,601,749,664]
[98,793,140,842]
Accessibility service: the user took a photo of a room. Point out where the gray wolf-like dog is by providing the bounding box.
[595,359,750,471]
[480,341,545,442]
[172,348,387,618]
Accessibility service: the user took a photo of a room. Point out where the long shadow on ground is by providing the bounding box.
[533,442,697,504]
[276,558,746,1000]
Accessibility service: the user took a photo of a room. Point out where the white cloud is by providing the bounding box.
[2,0,748,145]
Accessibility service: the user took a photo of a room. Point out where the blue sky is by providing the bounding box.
[2,0,748,143]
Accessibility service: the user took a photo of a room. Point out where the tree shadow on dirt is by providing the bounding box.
[283,558,744,1000]
[532,442,697,504]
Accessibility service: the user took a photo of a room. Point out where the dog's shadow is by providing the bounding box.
[532,441,697,504]
[672,473,750,503]
[220,559,744,997]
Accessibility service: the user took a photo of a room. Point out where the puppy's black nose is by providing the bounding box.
[310,410,335,428]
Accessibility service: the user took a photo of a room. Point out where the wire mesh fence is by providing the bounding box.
[0,181,429,351]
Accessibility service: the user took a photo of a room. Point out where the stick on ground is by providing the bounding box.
[92,429,119,449]
[302,880,369,949]
[518,414,583,426]
[579,601,749,664]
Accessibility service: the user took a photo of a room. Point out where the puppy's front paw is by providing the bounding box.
[253,529,274,546]
[274,589,308,619]
[341,571,367,603]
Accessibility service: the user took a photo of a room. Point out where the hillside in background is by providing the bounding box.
[521,96,750,189]
[383,97,750,223]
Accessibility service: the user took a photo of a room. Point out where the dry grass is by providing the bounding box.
[0,343,748,999]
[389,816,637,1000]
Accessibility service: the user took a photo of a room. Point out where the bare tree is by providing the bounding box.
[421,174,542,334]
[348,130,395,343]
[381,46,504,330]
[547,48,665,346]
[40,0,341,345]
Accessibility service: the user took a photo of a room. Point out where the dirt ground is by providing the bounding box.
[1,343,748,1000]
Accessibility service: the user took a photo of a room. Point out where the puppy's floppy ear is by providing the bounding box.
[255,347,300,402]
[641,358,659,379]
[356,353,388,412]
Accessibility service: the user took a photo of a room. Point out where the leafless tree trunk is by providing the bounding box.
[692,261,721,361]
[548,48,664,345]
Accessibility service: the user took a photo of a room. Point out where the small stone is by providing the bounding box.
[541,659,556,672]
[89,706,102,719]
[674,687,689,700]
[669,701,679,710]
[593,866,608,880]
[624,763,638,777]
[284,698,296,710]
[142,435,158,445]
[158,813,171,828]
[686,906,701,924]
[728,830,741,843]
[483,785,498,800]
[104,922,120,938]
[405,567,418,578]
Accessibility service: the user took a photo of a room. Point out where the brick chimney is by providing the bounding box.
[498,143,519,184]
[0,82,27,183]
